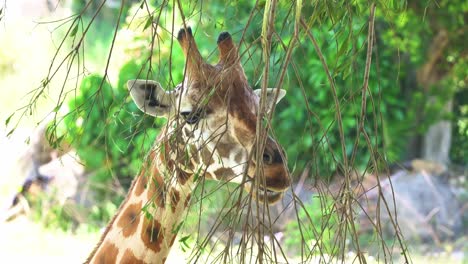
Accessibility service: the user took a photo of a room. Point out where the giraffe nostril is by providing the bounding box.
[181,111,201,125]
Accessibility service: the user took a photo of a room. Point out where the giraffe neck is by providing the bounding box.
[86,144,195,264]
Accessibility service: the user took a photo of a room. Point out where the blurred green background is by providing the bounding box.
[0,0,466,263]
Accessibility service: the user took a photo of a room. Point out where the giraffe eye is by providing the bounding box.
[263,152,273,164]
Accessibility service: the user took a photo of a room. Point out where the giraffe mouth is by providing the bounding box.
[258,186,283,203]
[244,182,284,204]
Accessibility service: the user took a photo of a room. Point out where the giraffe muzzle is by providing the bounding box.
[244,181,285,204]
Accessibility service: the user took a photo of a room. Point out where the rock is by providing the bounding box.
[359,160,464,243]
[37,151,85,205]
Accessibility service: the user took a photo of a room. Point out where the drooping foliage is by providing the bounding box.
[62,0,466,186]
[0,0,462,261]
[63,62,163,186]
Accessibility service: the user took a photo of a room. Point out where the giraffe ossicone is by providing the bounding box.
[86,27,290,264]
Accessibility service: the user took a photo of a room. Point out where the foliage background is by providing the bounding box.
[59,0,466,185]
[0,0,466,263]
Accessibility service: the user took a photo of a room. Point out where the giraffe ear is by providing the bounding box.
[127,79,175,117]
[254,88,286,113]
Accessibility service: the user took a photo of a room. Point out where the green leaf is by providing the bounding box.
[52,135,65,149]
[5,113,14,126]
[172,221,184,234]
[6,128,15,138]
[337,38,349,58]
[143,16,153,30]
[193,167,202,182]
[141,204,152,220]
[70,24,79,37]
[179,235,191,252]
[53,103,63,112]
[179,235,191,243]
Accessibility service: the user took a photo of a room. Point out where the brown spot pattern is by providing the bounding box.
[216,142,237,158]
[169,233,177,247]
[214,167,235,179]
[234,151,244,163]
[169,188,181,213]
[121,249,144,264]
[117,201,142,237]
[177,170,191,185]
[85,176,141,263]
[200,147,214,165]
[147,174,165,208]
[141,219,164,253]
[94,242,118,264]
[184,127,192,136]
[233,116,255,145]
[166,159,176,171]
[135,175,147,197]
[184,193,192,208]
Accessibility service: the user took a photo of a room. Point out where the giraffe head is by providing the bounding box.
[128,27,290,203]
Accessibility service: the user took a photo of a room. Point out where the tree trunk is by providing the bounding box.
[422,100,453,164]
[416,29,453,165]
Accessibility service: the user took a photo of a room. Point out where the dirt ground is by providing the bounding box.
[0,215,464,264]
[0,132,465,264]
[0,216,96,263]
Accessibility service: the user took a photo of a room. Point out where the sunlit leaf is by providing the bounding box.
[6,128,15,138]
[143,16,153,30]
[5,113,14,126]
[70,24,79,37]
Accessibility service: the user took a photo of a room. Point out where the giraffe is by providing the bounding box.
[86,27,290,264]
